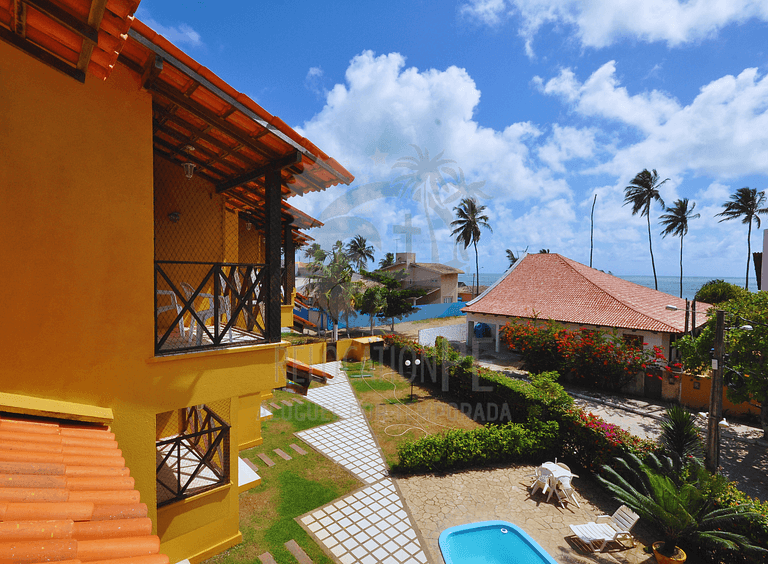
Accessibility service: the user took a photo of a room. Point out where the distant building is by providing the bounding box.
[380,253,463,304]
[462,253,710,362]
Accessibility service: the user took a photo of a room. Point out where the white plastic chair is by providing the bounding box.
[569,505,639,551]
[181,282,233,345]
[553,475,580,508]
[156,289,186,341]
[530,467,553,497]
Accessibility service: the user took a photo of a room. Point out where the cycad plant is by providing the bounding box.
[659,405,703,462]
[598,454,766,558]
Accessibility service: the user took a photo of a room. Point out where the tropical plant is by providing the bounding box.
[365,270,425,330]
[505,249,518,268]
[624,168,668,290]
[378,252,395,269]
[660,198,700,298]
[680,292,768,439]
[450,197,492,295]
[345,234,375,272]
[357,286,386,335]
[659,405,703,461]
[302,242,325,262]
[716,187,768,290]
[598,454,766,558]
[694,279,749,305]
[306,241,355,341]
[538,248,550,253]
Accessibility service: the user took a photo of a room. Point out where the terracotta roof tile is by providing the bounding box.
[0,414,167,564]
[463,253,711,333]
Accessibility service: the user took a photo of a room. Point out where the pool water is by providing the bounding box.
[438,521,558,564]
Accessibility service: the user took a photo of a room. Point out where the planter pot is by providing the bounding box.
[652,542,686,564]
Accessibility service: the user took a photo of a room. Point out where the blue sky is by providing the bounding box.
[138,0,768,281]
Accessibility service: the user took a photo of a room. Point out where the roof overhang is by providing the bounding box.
[0,0,140,82]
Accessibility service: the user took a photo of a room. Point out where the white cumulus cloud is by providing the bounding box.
[460,0,768,55]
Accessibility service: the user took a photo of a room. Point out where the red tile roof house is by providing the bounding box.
[461,253,710,397]
[379,253,464,305]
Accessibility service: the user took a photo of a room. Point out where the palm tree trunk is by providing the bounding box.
[746,220,752,290]
[474,240,479,296]
[679,235,684,298]
[647,212,658,290]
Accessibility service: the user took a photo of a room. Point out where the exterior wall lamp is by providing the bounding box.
[168,211,180,223]
[181,145,196,180]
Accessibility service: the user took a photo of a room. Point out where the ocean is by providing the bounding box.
[459,273,756,301]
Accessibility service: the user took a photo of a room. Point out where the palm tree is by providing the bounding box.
[378,252,395,269]
[302,242,325,262]
[346,234,374,272]
[306,241,354,341]
[505,249,518,268]
[624,169,668,290]
[716,187,768,290]
[450,197,492,295]
[659,198,700,298]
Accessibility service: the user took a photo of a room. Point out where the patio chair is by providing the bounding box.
[181,282,233,345]
[156,289,187,341]
[530,467,553,497]
[553,475,580,508]
[569,505,639,552]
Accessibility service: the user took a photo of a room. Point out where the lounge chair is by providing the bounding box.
[569,505,639,552]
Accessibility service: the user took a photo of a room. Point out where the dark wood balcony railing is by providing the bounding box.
[156,404,230,507]
[155,260,283,354]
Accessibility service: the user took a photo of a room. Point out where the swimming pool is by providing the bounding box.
[438,521,558,564]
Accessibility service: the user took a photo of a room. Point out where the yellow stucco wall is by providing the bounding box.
[679,375,759,418]
[0,42,286,564]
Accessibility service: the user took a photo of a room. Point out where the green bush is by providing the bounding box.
[392,420,559,473]
[694,279,749,304]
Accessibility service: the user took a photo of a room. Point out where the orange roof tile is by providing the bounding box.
[0,0,141,82]
[0,414,168,564]
[117,18,354,202]
[462,253,711,333]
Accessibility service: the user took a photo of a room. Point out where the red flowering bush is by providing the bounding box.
[501,321,667,391]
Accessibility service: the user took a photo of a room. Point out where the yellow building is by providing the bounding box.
[0,3,352,563]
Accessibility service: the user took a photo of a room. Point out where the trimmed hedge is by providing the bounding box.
[392,420,559,473]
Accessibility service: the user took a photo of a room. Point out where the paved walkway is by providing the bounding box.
[295,362,430,564]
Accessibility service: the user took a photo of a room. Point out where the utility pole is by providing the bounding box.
[705,309,725,473]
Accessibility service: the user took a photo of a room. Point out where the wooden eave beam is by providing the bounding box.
[127,27,352,186]
[141,54,163,90]
[12,0,26,37]
[149,80,277,161]
[0,24,84,82]
[152,106,259,169]
[153,137,232,179]
[216,151,301,194]
[76,0,108,71]
[25,0,99,44]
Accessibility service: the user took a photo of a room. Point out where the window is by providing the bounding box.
[156,402,230,506]
[622,334,644,350]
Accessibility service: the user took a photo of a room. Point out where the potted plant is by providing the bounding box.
[597,454,766,563]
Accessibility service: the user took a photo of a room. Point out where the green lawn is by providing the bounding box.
[206,390,361,564]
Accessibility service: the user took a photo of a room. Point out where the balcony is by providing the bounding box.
[155,260,289,355]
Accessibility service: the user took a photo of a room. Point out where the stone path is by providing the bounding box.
[295,361,430,564]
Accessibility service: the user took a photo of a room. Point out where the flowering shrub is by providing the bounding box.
[501,320,667,391]
[559,408,658,473]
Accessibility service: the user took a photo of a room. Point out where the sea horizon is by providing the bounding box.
[459,273,757,301]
